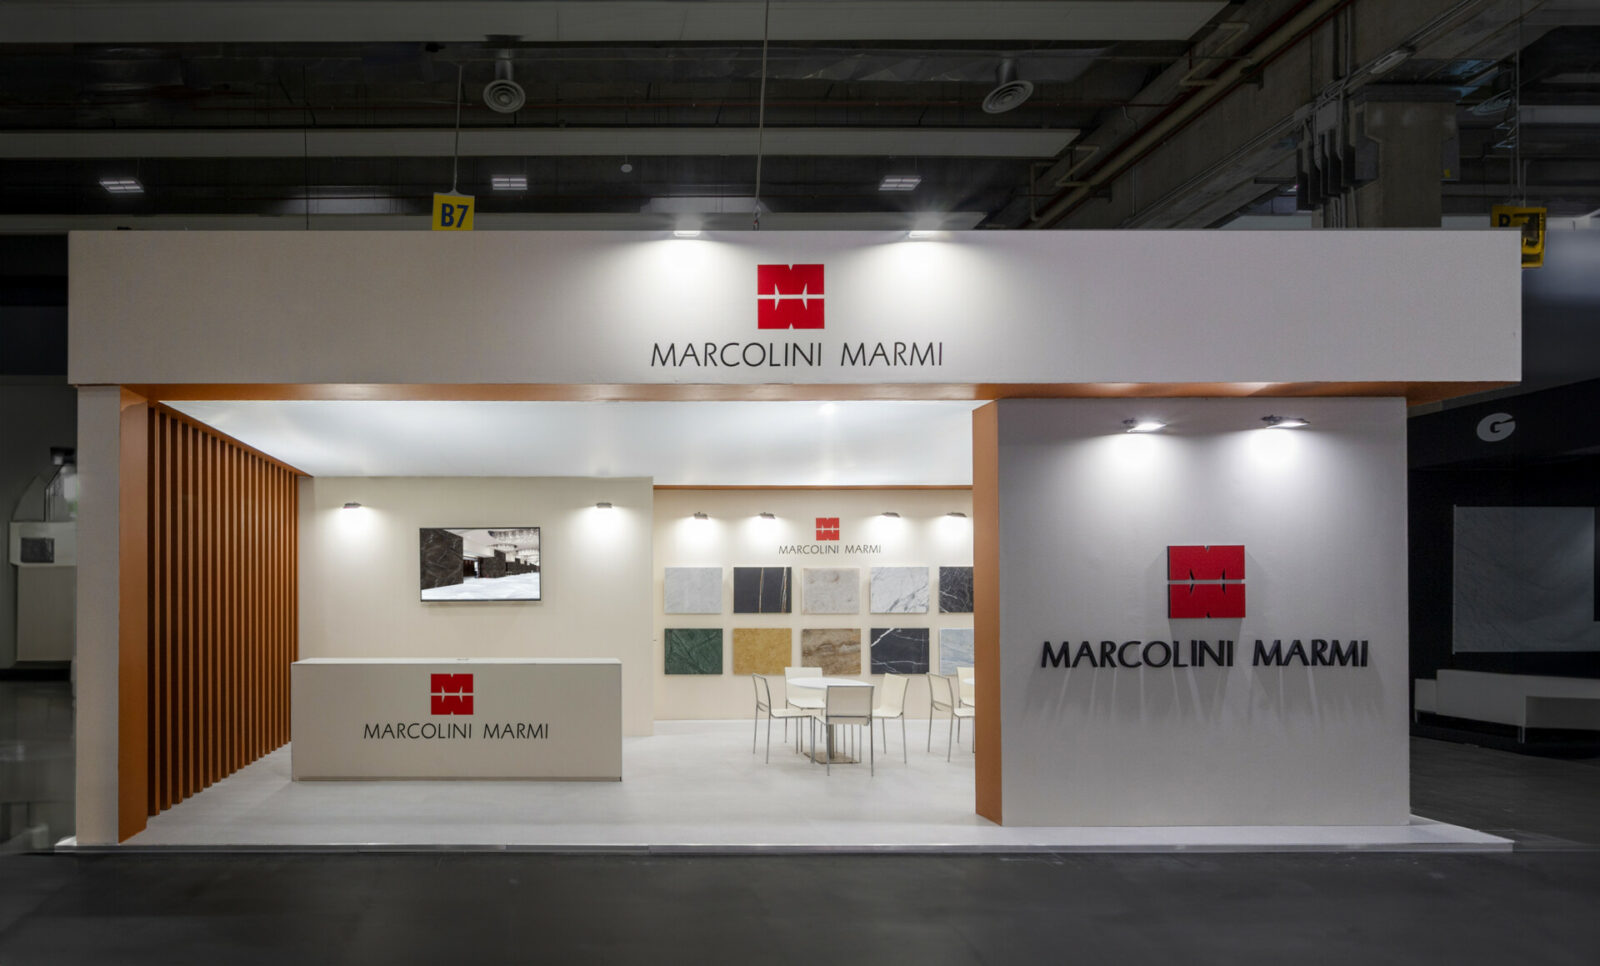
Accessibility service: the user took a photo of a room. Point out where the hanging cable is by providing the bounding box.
[752,0,771,229]
[451,63,464,194]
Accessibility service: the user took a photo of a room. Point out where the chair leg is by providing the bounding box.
[825,720,830,776]
[753,708,759,754]
[928,709,934,752]
[947,714,955,761]
[870,721,875,776]
[901,715,907,763]
[765,714,772,763]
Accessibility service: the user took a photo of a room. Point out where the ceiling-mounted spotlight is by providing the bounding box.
[946,511,968,518]
[982,58,1034,115]
[1261,415,1309,429]
[1367,45,1415,77]
[758,512,776,520]
[881,511,901,518]
[1123,419,1166,433]
[692,512,709,520]
[483,51,526,114]
[341,502,363,509]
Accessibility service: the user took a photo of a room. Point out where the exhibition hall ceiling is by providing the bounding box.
[166,399,984,485]
[2,0,1595,231]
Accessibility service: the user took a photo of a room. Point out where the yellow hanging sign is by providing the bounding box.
[1490,204,1545,268]
[431,193,475,231]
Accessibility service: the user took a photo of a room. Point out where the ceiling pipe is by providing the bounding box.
[1028,0,1350,229]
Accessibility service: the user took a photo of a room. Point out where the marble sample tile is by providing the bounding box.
[732,628,792,675]
[664,628,723,675]
[939,629,975,675]
[938,566,974,614]
[801,628,862,676]
[664,567,722,614]
[870,567,929,614]
[733,567,792,613]
[870,627,930,675]
[802,568,860,614]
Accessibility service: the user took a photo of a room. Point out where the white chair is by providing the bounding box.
[784,666,825,712]
[752,674,814,762]
[955,665,975,710]
[872,673,910,762]
[812,685,875,775]
[927,673,974,761]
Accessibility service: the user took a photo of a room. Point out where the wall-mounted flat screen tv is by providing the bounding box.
[420,527,541,602]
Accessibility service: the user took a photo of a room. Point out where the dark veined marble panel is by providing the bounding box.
[939,566,974,614]
[664,628,724,675]
[419,528,465,590]
[732,567,792,613]
[869,627,930,674]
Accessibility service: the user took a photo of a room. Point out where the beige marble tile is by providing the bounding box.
[731,627,792,675]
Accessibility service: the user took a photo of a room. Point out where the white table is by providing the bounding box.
[787,676,873,764]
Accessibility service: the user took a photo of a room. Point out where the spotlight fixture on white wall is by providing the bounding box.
[596,502,614,509]
[341,502,362,509]
[692,512,709,520]
[906,230,940,240]
[881,511,901,518]
[1261,415,1310,429]
[1123,419,1166,433]
[758,512,776,520]
[946,511,967,518]
[673,229,702,238]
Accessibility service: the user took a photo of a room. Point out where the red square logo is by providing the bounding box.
[1167,545,1245,618]
[758,264,825,329]
[430,673,474,715]
[815,517,840,541]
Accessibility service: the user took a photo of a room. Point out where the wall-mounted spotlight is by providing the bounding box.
[673,229,702,238]
[906,230,940,240]
[341,502,363,509]
[1261,415,1310,429]
[946,511,968,518]
[1123,419,1166,433]
[596,502,614,509]
[881,511,901,518]
[692,512,709,520]
[758,512,776,520]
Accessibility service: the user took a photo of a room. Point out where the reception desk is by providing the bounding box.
[290,658,622,780]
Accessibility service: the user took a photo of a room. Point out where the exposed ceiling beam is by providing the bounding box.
[0,126,1078,160]
[0,211,989,234]
[0,1,1227,44]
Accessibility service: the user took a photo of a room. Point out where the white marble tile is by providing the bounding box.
[802,567,860,614]
[939,629,974,675]
[870,566,929,614]
[663,567,722,614]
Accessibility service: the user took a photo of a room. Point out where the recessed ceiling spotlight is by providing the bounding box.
[99,177,143,194]
[1123,419,1166,433]
[1262,415,1310,429]
[879,175,922,191]
[491,175,527,191]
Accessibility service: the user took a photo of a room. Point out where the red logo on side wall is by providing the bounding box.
[430,673,474,715]
[1167,545,1246,618]
[758,264,825,329]
[815,517,840,541]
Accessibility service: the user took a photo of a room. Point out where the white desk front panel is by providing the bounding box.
[291,658,622,780]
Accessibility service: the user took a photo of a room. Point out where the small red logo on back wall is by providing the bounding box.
[815,517,840,541]
[431,673,474,715]
[758,264,825,329]
[1167,545,1245,618]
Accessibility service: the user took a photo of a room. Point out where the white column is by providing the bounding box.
[74,385,122,845]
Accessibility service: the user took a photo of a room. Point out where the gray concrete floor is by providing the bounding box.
[2,679,1598,964]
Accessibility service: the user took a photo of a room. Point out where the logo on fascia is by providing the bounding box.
[757,264,824,329]
[1167,545,1245,618]
[430,673,474,715]
[815,517,840,541]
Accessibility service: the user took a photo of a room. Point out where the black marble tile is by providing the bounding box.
[733,567,792,613]
[870,627,930,674]
[939,566,974,613]
[419,528,464,591]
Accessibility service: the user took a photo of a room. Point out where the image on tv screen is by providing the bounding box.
[419,527,541,602]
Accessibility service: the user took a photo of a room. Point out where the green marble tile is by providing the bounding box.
[665,628,723,675]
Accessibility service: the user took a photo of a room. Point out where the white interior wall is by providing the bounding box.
[298,477,655,736]
[653,488,973,720]
[992,398,1410,826]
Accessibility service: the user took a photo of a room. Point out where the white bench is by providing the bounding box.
[1419,670,1600,742]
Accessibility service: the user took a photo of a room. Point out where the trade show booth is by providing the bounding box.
[65,229,1520,849]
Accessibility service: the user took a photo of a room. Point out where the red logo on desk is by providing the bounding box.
[1167,545,1246,618]
[430,673,474,715]
[815,517,840,541]
[758,264,824,329]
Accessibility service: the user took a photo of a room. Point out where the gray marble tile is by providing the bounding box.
[870,627,930,674]
[664,567,722,614]
[870,566,929,614]
[939,628,974,675]
[802,567,860,614]
[938,566,974,614]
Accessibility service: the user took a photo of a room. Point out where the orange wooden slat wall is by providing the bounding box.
[142,407,299,826]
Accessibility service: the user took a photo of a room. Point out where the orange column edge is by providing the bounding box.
[117,389,150,841]
[972,403,1002,824]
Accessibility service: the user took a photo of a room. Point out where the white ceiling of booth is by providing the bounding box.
[166,399,983,485]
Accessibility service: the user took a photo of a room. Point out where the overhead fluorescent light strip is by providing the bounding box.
[99,177,143,194]
[879,175,922,192]
[491,175,527,191]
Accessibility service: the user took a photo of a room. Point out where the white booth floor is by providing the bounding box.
[96,721,1508,853]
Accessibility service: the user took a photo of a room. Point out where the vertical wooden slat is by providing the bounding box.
[162,415,175,810]
[226,445,237,773]
[145,410,159,817]
[117,390,149,842]
[198,434,210,789]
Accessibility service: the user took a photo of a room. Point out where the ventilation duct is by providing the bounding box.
[982,58,1033,114]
